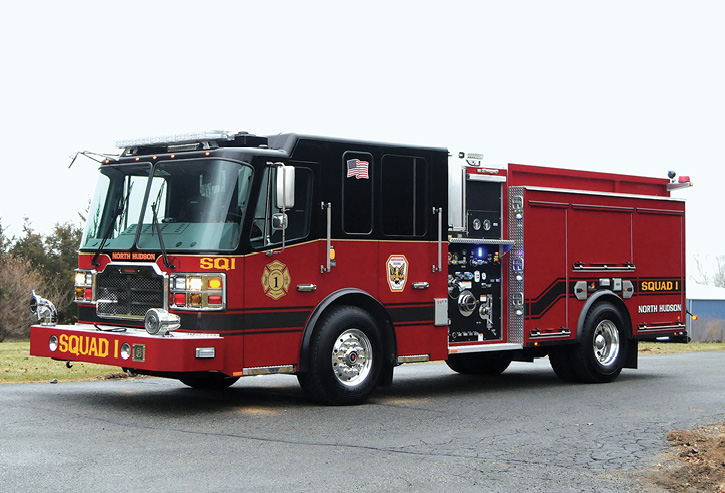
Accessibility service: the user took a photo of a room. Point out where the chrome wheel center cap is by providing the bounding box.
[595,334,606,351]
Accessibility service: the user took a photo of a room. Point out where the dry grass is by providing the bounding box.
[638,341,725,354]
[649,423,725,492]
[0,340,128,383]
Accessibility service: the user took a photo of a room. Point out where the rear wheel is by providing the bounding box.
[297,306,383,405]
[570,302,628,383]
[179,372,239,390]
[445,351,513,375]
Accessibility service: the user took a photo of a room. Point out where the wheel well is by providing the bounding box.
[576,291,633,341]
[298,289,397,373]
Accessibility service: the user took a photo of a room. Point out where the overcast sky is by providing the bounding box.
[2,1,723,278]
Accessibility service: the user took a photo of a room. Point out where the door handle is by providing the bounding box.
[296,284,317,292]
[412,282,430,290]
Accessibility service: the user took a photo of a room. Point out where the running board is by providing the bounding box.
[448,342,523,355]
[242,365,296,376]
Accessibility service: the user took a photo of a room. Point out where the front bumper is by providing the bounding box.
[30,324,225,373]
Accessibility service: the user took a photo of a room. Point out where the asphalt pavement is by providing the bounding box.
[1,352,723,492]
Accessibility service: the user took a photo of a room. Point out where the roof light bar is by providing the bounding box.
[116,130,237,149]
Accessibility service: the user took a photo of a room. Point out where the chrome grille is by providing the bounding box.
[96,264,165,320]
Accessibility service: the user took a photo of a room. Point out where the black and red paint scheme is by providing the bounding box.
[30,132,690,404]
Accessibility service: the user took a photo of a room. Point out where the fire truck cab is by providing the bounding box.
[30,131,691,405]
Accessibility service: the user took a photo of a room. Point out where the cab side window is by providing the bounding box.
[381,155,428,236]
[342,151,373,234]
[250,167,313,248]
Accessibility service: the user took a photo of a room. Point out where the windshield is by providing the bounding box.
[80,159,254,252]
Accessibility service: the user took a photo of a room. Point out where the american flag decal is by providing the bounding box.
[346,159,369,179]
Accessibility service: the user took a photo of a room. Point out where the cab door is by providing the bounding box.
[375,154,448,361]
[243,162,320,369]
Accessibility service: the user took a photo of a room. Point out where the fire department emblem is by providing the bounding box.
[261,260,291,300]
[386,255,408,292]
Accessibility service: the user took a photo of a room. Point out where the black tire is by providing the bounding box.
[445,354,470,374]
[297,306,383,405]
[445,352,513,375]
[179,372,239,390]
[570,302,629,383]
[548,347,579,382]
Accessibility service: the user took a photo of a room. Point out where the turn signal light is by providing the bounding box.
[169,273,225,310]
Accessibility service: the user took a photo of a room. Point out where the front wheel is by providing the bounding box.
[570,302,629,383]
[297,306,383,405]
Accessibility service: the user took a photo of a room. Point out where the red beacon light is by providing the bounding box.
[666,171,693,191]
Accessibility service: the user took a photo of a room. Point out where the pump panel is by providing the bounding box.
[447,241,503,342]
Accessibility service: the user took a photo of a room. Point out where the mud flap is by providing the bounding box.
[378,360,394,387]
[624,339,638,369]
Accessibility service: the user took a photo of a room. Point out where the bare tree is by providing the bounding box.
[692,254,725,288]
[0,256,63,341]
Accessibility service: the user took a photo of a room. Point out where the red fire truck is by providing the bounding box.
[29,131,692,404]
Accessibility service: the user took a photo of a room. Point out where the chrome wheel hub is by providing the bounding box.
[331,328,372,386]
[592,320,620,367]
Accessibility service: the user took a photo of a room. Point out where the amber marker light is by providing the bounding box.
[205,152,210,156]
[170,154,175,159]
[208,278,222,289]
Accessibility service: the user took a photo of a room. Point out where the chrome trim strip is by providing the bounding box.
[638,323,686,332]
[519,185,687,203]
[449,342,523,354]
[467,174,507,183]
[397,354,430,364]
[243,365,296,376]
[448,237,515,245]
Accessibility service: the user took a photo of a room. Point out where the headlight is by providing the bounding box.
[189,277,203,291]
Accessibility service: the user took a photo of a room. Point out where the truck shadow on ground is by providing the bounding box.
[72,365,666,417]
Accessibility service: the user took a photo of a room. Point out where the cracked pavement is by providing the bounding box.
[1,352,723,492]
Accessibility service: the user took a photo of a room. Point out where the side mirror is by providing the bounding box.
[276,166,295,210]
[272,213,288,231]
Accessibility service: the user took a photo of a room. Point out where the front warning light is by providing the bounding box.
[74,269,96,303]
[169,273,225,310]
[208,278,222,290]
[189,277,203,291]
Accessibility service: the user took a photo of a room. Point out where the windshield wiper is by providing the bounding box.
[91,206,122,267]
[91,184,132,267]
[151,202,175,269]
